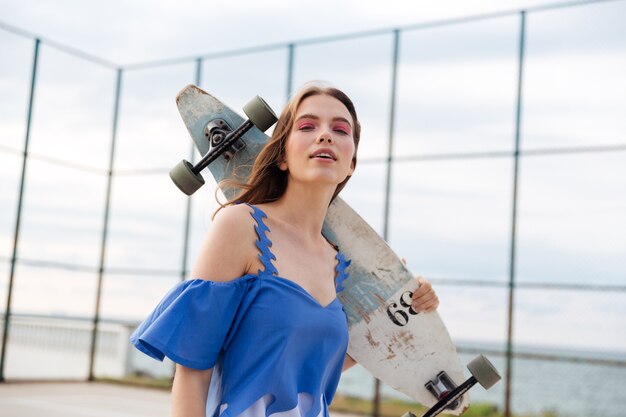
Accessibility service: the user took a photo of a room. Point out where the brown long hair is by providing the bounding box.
[215,82,361,215]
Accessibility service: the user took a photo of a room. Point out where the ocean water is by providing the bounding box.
[337,345,626,417]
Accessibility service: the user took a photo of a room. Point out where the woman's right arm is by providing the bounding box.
[342,353,356,372]
[172,365,213,417]
[171,204,257,416]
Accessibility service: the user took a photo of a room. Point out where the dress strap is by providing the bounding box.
[334,252,351,293]
[244,203,278,276]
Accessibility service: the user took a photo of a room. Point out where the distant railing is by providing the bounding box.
[3,313,624,376]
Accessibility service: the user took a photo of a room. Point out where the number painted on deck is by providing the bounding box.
[386,291,420,326]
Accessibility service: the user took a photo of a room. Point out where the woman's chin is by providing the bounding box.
[288,174,346,188]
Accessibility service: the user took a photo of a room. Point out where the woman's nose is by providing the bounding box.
[317,131,333,143]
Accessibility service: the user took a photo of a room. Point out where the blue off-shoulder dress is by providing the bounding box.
[130,204,351,417]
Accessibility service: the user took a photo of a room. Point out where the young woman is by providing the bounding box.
[131,82,439,417]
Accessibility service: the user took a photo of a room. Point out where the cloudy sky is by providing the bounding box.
[1,0,625,362]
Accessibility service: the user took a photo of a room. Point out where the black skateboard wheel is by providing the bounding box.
[467,355,501,390]
[243,95,277,132]
[170,160,205,195]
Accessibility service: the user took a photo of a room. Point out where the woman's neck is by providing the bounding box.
[269,180,335,241]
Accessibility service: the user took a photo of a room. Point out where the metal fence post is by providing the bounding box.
[88,68,123,381]
[0,38,41,382]
[374,27,401,417]
[286,43,295,100]
[504,11,526,417]
[179,58,203,283]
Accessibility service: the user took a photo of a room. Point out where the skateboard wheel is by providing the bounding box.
[467,355,501,390]
[243,95,277,132]
[170,160,205,195]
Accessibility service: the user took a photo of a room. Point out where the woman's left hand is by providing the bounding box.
[411,276,439,312]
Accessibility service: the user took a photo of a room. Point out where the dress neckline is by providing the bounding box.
[270,275,340,309]
[243,203,348,309]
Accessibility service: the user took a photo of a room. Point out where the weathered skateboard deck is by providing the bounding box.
[175,85,470,414]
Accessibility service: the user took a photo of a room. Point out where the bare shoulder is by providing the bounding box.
[189,204,258,282]
[211,203,256,234]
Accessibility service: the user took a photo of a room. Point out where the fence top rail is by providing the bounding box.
[120,0,621,70]
[0,21,118,69]
[0,0,621,72]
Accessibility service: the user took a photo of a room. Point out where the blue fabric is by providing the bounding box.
[334,252,351,294]
[130,204,351,417]
[250,206,278,276]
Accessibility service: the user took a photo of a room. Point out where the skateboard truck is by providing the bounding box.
[425,371,461,410]
[170,95,277,196]
[204,119,246,162]
[403,355,501,417]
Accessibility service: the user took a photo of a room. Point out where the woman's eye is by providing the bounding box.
[333,124,351,135]
[298,123,314,131]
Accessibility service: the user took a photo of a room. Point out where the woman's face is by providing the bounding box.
[281,94,356,188]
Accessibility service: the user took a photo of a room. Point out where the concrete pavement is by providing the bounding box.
[0,382,363,417]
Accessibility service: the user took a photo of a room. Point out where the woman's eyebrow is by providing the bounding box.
[295,114,352,126]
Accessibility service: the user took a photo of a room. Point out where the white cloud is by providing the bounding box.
[1,0,597,64]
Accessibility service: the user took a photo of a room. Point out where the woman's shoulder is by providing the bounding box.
[212,203,257,229]
[189,203,259,282]
[211,203,262,248]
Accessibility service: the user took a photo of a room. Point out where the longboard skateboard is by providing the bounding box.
[170,85,500,416]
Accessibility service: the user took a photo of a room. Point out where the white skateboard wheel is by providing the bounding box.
[467,355,501,390]
[170,160,205,195]
[243,95,277,132]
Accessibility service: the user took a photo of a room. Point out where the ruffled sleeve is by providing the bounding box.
[130,276,256,370]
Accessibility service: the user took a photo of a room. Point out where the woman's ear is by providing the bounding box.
[279,158,288,171]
